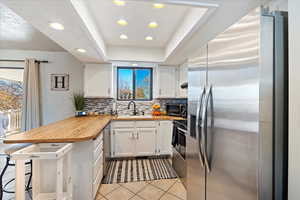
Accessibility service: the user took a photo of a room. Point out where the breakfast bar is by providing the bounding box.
[3,115,183,200]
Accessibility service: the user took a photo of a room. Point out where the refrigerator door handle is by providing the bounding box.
[201,85,212,173]
[196,88,206,167]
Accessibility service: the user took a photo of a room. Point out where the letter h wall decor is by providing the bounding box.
[51,74,69,91]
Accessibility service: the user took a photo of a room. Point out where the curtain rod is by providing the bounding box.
[0,59,49,63]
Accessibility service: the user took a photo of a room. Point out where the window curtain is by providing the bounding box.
[21,58,41,131]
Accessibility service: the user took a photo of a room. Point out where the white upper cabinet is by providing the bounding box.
[179,63,188,98]
[157,65,179,98]
[84,64,113,98]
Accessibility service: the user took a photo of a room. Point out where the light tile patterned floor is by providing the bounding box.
[95,178,186,200]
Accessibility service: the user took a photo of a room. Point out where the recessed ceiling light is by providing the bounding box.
[148,21,158,28]
[132,63,138,66]
[117,19,128,26]
[76,48,86,53]
[145,36,153,41]
[120,34,128,40]
[153,3,165,9]
[113,0,126,6]
[49,22,64,30]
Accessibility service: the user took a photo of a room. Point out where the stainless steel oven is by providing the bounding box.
[172,119,187,187]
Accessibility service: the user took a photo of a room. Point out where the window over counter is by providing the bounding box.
[0,67,24,137]
[117,67,153,101]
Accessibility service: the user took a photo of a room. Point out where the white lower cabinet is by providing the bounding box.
[92,133,104,198]
[136,128,157,156]
[111,121,172,157]
[71,131,104,200]
[113,129,136,157]
[157,121,173,155]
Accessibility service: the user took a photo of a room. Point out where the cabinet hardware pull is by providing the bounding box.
[29,155,40,158]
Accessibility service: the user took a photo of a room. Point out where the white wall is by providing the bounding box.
[107,46,165,63]
[0,50,84,125]
[288,0,300,199]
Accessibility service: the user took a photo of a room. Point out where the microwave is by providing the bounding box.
[166,103,187,118]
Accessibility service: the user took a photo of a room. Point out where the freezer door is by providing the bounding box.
[205,9,260,200]
[187,46,207,200]
[259,11,289,200]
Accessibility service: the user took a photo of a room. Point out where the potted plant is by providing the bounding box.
[73,92,85,117]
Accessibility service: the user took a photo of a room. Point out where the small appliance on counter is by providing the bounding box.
[166,103,187,118]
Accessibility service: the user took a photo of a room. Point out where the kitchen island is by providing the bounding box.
[4,115,184,200]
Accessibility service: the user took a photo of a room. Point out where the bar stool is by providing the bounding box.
[11,143,73,200]
[0,144,32,200]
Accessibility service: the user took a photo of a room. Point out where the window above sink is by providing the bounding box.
[117,67,153,101]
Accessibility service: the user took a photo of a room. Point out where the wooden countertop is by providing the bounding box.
[4,115,185,144]
[112,115,185,121]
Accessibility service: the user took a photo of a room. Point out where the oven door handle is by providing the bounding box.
[196,88,205,167]
[177,127,187,134]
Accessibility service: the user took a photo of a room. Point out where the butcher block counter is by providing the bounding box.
[4,115,184,144]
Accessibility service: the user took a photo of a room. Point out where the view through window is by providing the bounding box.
[0,68,23,137]
[117,67,153,100]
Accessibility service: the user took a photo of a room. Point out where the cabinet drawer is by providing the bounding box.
[93,164,103,198]
[113,121,135,128]
[93,133,103,149]
[94,144,103,162]
[136,121,156,128]
[94,155,103,181]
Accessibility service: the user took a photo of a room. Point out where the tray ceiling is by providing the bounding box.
[0,3,64,51]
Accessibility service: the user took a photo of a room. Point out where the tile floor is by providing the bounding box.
[95,178,186,200]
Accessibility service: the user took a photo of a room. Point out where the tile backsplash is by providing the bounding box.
[84,98,114,114]
[84,98,187,115]
[116,101,155,115]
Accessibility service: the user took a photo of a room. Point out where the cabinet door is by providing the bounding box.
[136,128,157,156]
[157,121,173,155]
[112,129,135,157]
[84,64,112,97]
[158,66,178,98]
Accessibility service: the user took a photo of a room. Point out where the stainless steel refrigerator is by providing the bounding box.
[187,8,288,200]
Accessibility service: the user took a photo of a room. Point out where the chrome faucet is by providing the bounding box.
[128,101,138,115]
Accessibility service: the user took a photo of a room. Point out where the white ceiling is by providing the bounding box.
[87,0,190,48]
[0,0,267,65]
[0,3,64,51]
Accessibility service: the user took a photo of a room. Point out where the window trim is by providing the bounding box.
[117,67,153,101]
